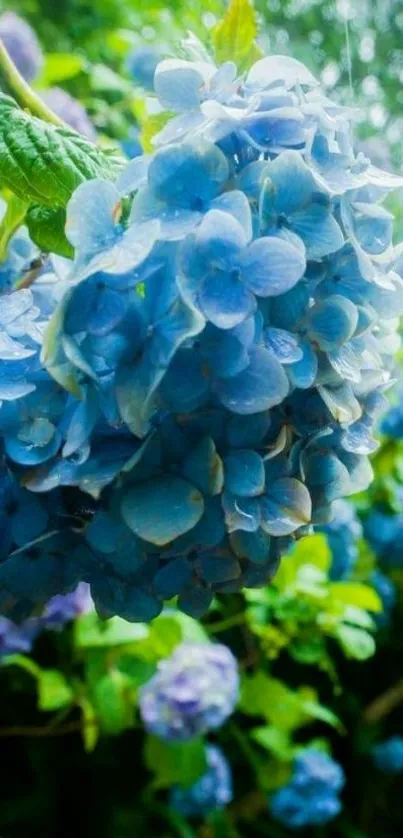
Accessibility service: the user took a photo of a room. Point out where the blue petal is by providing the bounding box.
[307,296,358,350]
[182,436,224,496]
[121,476,204,546]
[199,270,256,329]
[224,449,265,497]
[148,139,228,206]
[154,59,214,111]
[210,191,253,241]
[247,55,318,90]
[261,477,312,535]
[215,346,289,414]
[264,327,303,364]
[352,202,393,255]
[243,108,306,150]
[238,237,306,297]
[153,558,192,598]
[287,339,318,388]
[268,150,315,215]
[177,584,213,618]
[290,204,344,259]
[197,553,241,584]
[230,529,272,564]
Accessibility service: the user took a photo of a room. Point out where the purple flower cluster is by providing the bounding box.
[0,11,43,82]
[40,88,97,141]
[170,745,233,817]
[0,583,91,658]
[139,642,239,741]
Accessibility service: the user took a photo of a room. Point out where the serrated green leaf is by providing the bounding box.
[144,736,207,789]
[93,670,134,734]
[37,670,74,712]
[26,205,73,258]
[212,0,263,72]
[74,611,150,649]
[0,94,123,208]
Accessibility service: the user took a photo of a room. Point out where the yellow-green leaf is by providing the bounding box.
[329,582,382,613]
[212,0,263,72]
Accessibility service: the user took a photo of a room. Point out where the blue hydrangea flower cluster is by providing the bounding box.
[0,11,43,82]
[364,506,403,569]
[139,642,239,740]
[1,47,403,622]
[40,88,97,141]
[372,736,403,774]
[170,745,233,817]
[270,749,345,829]
[0,583,91,657]
[318,499,362,580]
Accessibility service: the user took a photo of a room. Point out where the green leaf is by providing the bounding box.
[26,205,73,258]
[38,53,86,86]
[251,725,294,759]
[0,193,28,260]
[240,673,304,730]
[336,624,376,660]
[0,94,123,208]
[144,736,207,789]
[329,582,382,613]
[212,0,263,72]
[37,670,74,712]
[74,611,150,649]
[145,615,183,658]
[299,696,343,730]
[166,609,209,643]
[93,670,134,734]
[90,64,133,95]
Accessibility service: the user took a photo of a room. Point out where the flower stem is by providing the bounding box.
[206,613,246,634]
[0,40,64,125]
[229,722,263,781]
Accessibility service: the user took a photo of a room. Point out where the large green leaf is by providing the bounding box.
[37,670,74,712]
[212,0,263,72]
[26,205,73,258]
[0,94,123,208]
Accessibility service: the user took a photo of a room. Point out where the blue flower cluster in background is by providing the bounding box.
[372,736,403,774]
[170,744,233,817]
[1,45,403,623]
[270,748,345,829]
[0,11,43,82]
[40,87,97,141]
[318,499,362,580]
[139,642,239,740]
[0,583,91,657]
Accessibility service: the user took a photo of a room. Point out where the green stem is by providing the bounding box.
[229,722,263,781]
[207,613,246,634]
[0,40,64,125]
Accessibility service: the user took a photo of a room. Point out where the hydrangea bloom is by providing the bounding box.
[0,584,91,658]
[370,570,396,624]
[170,745,233,817]
[372,736,403,774]
[0,11,43,82]
[0,46,403,622]
[364,506,403,568]
[318,499,362,580]
[270,749,345,829]
[40,88,97,141]
[139,642,239,740]
[126,46,160,91]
